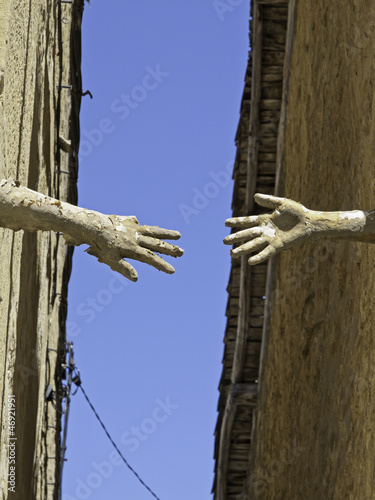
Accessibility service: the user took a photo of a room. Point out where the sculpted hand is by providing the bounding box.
[0,179,183,282]
[84,214,184,282]
[224,194,311,265]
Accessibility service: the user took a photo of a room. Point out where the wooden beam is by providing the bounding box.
[254,12,298,499]
[231,256,250,383]
[274,0,297,196]
[234,4,298,499]
[216,10,264,498]
[258,0,297,384]
[216,390,237,500]
[246,1,263,214]
[231,383,259,404]
[258,0,288,4]
[231,0,263,388]
[216,0,295,496]
[216,384,258,500]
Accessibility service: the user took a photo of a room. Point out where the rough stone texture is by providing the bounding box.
[0,1,81,498]
[251,1,375,498]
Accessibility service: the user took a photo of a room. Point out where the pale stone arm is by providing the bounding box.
[224,193,375,265]
[0,179,183,281]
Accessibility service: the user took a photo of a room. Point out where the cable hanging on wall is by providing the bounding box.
[45,341,75,499]
[45,1,82,499]
[49,341,163,500]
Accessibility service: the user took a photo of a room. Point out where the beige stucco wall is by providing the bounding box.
[0,1,79,498]
[0,0,10,73]
[251,0,375,498]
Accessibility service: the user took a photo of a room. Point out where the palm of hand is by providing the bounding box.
[224,194,309,265]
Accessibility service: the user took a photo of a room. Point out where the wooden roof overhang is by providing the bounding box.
[213,1,296,498]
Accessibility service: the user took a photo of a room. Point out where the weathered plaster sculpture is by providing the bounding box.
[0,179,183,281]
[224,193,375,265]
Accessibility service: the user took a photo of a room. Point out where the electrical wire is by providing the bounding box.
[79,384,161,500]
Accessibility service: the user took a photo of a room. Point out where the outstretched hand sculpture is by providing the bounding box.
[224,193,375,265]
[0,178,183,281]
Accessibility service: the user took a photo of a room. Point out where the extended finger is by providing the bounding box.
[138,235,184,257]
[225,215,260,228]
[124,246,176,274]
[139,225,181,240]
[86,246,139,282]
[112,259,139,282]
[231,237,267,258]
[254,193,285,209]
[248,245,278,265]
[224,227,263,245]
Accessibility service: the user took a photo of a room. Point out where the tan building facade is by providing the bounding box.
[1,1,375,499]
[0,1,83,498]
[214,0,375,498]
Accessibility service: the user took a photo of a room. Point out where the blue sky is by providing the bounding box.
[63,2,249,499]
